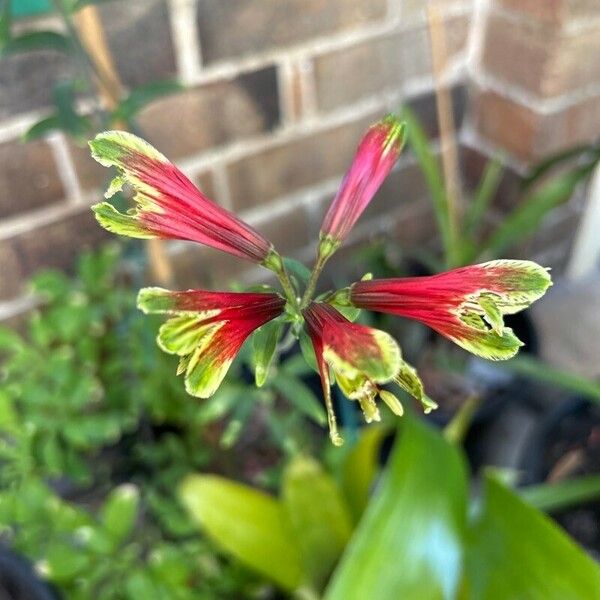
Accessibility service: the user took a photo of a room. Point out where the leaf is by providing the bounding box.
[326,415,467,600]
[283,257,312,286]
[23,114,61,141]
[0,0,11,49]
[101,484,139,544]
[463,476,600,599]
[500,355,600,404]
[44,541,90,582]
[111,80,184,123]
[339,425,388,522]
[72,0,113,10]
[252,319,282,387]
[520,474,600,513]
[464,157,503,239]
[282,456,353,591]
[401,105,457,268]
[299,328,318,373]
[180,474,304,591]
[272,373,326,426]
[53,80,91,142]
[0,30,72,57]
[481,161,596,258]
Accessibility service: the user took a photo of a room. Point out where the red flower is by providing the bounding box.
[349,260,552,360]
[318,115,405,259]
[303,303,433,445]
[138,288,285,397]
[90,131,274,264]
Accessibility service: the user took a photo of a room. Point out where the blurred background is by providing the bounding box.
[0,0,599,599]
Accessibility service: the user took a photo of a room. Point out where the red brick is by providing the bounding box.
[98,0,176,88]
[315,15,471,112]
[196,0,387,64]
[226,113,379,211]
[0,239,25,300]
[69,139,109,192]
[496,0,598,24]
[0,139,65,219]
[137,67,280,160]
[254,204,310,256]
[400,0,473,25]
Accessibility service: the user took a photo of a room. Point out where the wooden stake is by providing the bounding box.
[73,6,174,286]
[427,3,462,237]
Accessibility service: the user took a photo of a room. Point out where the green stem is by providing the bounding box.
[300,254,327,309]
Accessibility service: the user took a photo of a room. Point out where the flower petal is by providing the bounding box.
[90,131,273,263]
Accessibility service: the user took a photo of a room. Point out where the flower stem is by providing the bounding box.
[300,254,327,308]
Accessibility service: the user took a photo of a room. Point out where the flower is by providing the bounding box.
[348,260,552,360]
[318,114,405,260]
[90,131,275,265]
[303,302,434,446]
[137,288,285,398]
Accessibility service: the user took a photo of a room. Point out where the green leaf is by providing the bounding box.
[299,329,318,373]
[44,541,90,582]
[464,157,503,239]
[0,30,72,56]
[481,161,596,258]
[23,114,61,141]
[0,0,11,49]
[500,355,600,404]
[53,80,91,142]
[282,456,353,591]
[111,80,184,124]
[272,373,326,426]
[283,257,311,286]
[180,474,304,591]
[520,474,600,513]
[463,476,600,599]
[401,105,457,268]
[326,415,467,600]
[339,425,389,522]
[252,319,282,387]
[101,484,139,544]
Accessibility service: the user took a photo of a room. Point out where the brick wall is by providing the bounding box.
[1,0,598,322]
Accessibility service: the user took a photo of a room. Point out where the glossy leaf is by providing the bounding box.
[463,476,600,599]
[283,256,311,286]
[326,415,467,600]
[252,318,282,387]
[282,456,353,590]
[180,474,304,591]
[339,425,388,522]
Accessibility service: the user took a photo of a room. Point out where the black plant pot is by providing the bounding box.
[0,548,58,600]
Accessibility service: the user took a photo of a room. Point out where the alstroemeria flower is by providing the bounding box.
[90,131,275,265]
[318,115,405,260]
[138,288,285,398]
[303,303,435,446]
[348,260,552,361]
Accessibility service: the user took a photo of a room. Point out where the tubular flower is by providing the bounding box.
[303,303,434,446]
[137,288,285,398]
[90,131,275,265]
[318,115,406,260]
[348,260,552,361]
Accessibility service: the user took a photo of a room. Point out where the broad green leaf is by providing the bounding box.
[326,415,467,600]
[180,474,304,591]
[481,161,596,258]
[401,105,457,268]
[520,474,600,513]
[252,319,282,387]
[283,257,311,286]
[282,456,353,591]
[101,484,139,544]
[111,80,183,123]
[44,541,90,582]
[272,373,326,426]
[0,30,72,56]
[339,425,388,522]
[463,476,600,599]
[501,355,600,404]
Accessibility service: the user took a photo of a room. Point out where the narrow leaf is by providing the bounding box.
[101,484,139,544]
[283,257,312,286]
[252,319,282,387]
[465,157,503,238]
[519,474,600,513]
[111,80,183,123]
[272,373,327,426]
[0,30,72,56]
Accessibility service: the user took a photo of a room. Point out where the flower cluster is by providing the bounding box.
[90,115,551,446]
